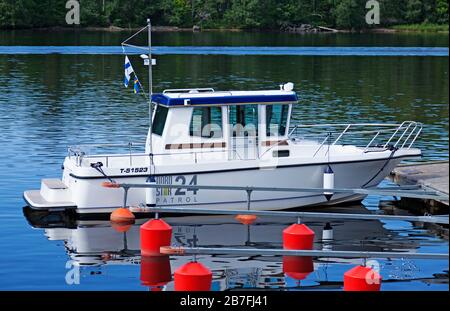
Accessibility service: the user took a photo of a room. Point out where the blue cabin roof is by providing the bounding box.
[151,90,298,107]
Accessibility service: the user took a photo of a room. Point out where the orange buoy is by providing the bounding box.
[101,252,113,261]
[141,255,172,291]
[174,261,212,291]
[140,219,172,256]
[235,214,257,225]
[110,208,135,224]
[283,223,315,250]
[101,181,121,188]
[282,256,314,280]
[344,265,382,291]
[111,222,133,233]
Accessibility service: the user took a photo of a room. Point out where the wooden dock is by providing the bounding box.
[390,161,449,213]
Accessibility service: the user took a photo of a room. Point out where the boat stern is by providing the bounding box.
[24,159,77,212]
[24,154,79,210]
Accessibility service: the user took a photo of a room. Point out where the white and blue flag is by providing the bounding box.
[124,56,134,87]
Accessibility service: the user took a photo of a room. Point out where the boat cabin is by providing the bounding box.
[146,85,298,161]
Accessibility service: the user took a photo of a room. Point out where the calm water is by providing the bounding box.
[0,31,448,290]
[0,46,448,56]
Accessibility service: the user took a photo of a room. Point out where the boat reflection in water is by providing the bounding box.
[23,206,421,291]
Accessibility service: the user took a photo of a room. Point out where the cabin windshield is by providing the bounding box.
[152,105,168,136]
[266,104,289,137]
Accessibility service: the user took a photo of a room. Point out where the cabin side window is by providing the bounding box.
[152,105,168,136]
[266,104,289,137]
[229,105,258,137]
[189,106,223,138]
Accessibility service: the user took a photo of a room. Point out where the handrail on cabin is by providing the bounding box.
[162,88,215,94]
[68,122,423,166]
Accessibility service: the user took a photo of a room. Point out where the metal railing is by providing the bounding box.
[67,122,423,167]
[140,206,449,224]
[68,142,243,168]
[68,142,147,167]
[111,182,449,221]
[289,121,422,157]
[162,88,215,94]
[162,246,448,260]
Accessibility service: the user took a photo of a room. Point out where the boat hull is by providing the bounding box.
[24,156,407,214]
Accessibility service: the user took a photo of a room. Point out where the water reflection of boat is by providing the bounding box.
[23,206,421,290]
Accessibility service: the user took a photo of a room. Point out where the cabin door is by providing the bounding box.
[228,105,259,160]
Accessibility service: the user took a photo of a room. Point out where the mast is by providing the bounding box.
[147,18,153,155]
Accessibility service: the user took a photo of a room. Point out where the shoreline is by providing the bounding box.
[0,25,448,34]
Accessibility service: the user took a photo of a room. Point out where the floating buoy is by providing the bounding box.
[344,265,382,291]
[110,208,135,224]
[140,219,172,256]
[101,181,121,188]
[283,223,315,250]
[323,165,335,201]
[174,261,212,291]
[111,222,133,233]
[145,175,157,207]
[283,256,314,280]
[101,252,112,261]
[322,222,333,241]
[235,214,257,225]
[141,255,172,291]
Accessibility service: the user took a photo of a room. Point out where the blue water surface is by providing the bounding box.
[0,46,448,56]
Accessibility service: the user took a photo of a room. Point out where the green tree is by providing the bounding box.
[0,0,447,30]
[276,0,314,28]
[405,0,424,23]
[80,0,108,26]
[435,0,449,24]
[334,0,366,30]
[160,0,192,27]
[378,0,406,25]
[223,0,263,29]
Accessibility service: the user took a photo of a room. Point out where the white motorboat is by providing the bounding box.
[23,21,423,214]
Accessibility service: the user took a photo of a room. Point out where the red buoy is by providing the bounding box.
[110,208,135,224]
[283,223,315,250]
[141,255,172,291]
[344,265,382,291]
[235,214,257,225]
[140,219,172,256]
[174,261,212,291]
[282,256,314,280]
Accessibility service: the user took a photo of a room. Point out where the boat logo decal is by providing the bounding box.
[156,175,199,204]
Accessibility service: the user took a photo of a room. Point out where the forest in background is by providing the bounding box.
[0,0,448,31]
